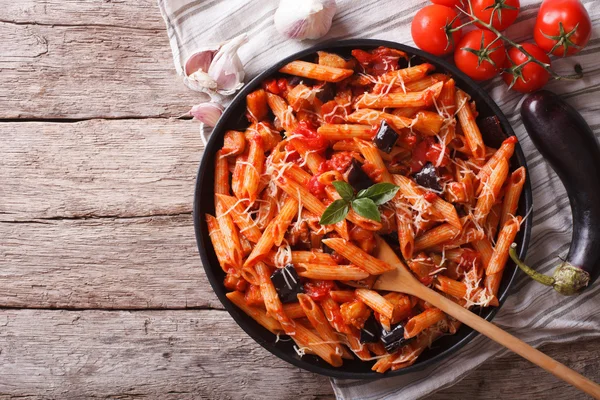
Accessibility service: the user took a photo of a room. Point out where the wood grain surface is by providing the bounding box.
[0,1,598,399]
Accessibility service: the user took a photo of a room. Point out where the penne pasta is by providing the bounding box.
[296,263,370,281]
[226,291,282,334]
[322,238,394,275]
[355,289,394,319]
[404,308,446,338]
[500,167,526,228]
[317,124,375,140]
[455,89,485,160]
[355,81,443,109]
[280,60,354,82]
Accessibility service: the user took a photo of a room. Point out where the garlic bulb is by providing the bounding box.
[189,102,224,127]
[274,0,336,40]
[183,34,248,97]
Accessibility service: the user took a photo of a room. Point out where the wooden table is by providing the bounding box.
[1,1,598,398]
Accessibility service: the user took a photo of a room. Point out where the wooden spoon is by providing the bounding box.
[373,236,600,399]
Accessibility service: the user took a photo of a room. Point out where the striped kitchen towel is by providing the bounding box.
[158,0,600,398]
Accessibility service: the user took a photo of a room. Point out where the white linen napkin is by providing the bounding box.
[158,0,600,398]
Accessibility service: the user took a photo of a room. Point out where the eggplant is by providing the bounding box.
[380,323,413,353]
[512,90,600,295]
[270,264,304,303]
[414,162,442,193]
[359,314,380,344]
[373,121,399,153]
[347,159,375,191]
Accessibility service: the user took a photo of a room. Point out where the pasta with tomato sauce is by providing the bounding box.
[207,46,525,372]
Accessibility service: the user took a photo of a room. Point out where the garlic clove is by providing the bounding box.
[184,48,218,77]
[189,102,224,127]
[208,34,248,95]
[185,70,219,93]
[274,0,336,40]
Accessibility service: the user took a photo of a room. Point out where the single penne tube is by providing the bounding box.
[292,321,344,367]
[330,290,356,303]
[290,250,336,265]
[431,197,462,229]
[355,138,393,183]
[206,214,237,273]
[320,296,352,335]
[347,109,412,131]
[412,111,445,136]
[455,89,485,160]
[317,51,351,69]
[404,73,448,92]
[231,155,247,199]
[392,175,444,221]
[242,135,265,203]
[356,63,434,86]
[477,136,517,184]
[413,223,461,252]
[404,308,445,339]
[214,150,230,195]
[429,227,486,252]
[244,197,298,268]
[255,262,296,333]
[474,158,509,224]
[322,238,394,275]
[244,284,264,307]
[266,92,297,131]
[499,167,526,228]
[215,197,244,273]
[485,203,502,239]
[355,289,394,319]
[298,294,351,359]
[276,175,349,239]
[435,275,468,299]
[317,124,375,140]
[283,302,306,319]
[483,272,502,307]
[473,238,494,268]
[372,353,396,373]
[215,194,262,243]
[296,263,370,281]
[390,107,420,118]
[288,138,326,175]
[355,81,443,109]
[395,199,415,260]
[279,60,354,83]
[332,139,362,152]
[284,164,312,185]
[438,78,456,116]
[226,291,282,334]
[486,217,522,276]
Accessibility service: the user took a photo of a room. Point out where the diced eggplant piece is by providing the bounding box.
[347,159,375,192]
[316,82,335,103]
[359,314,381,343]
[414,162,442,193]
[270,264,304,303]
[322,242,334,255]
[373,121,399,154]
[380,323,413,353]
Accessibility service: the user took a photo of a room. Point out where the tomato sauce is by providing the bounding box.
[304,280,336,301]
[410,137,450,173]
[292,120,329,153]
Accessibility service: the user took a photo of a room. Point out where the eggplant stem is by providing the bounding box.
[508,243,555,287]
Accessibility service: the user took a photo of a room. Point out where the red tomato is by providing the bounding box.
[472,0,520,31]
[534,0,591,57]
[291,120,328,152]
[411,5,463,56]
[262,78,280,95]
[502,43,551,93]
[410,138,450,173]
[307,174,327,199]
[430,0,464,7]
[454,30,506,81]
[304,280,335,301]
[324,152,355,173]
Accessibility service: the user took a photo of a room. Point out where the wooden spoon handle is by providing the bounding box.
[416,285,600,399]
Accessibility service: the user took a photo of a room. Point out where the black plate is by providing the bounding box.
[193,39,532,379]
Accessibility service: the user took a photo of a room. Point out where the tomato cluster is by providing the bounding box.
[411,0,591,93]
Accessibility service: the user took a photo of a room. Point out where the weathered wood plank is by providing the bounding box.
[0,309,334,400]
[1,0,165,29]
[1,119,202,220]
[0,308,597,399]
[0,22,198,119]
[0,215,221,309]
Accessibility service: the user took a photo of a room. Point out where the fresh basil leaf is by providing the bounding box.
[356,183,400,205]
[332,181,355,202]
[351,198,381,222]
[319,199,350,225]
